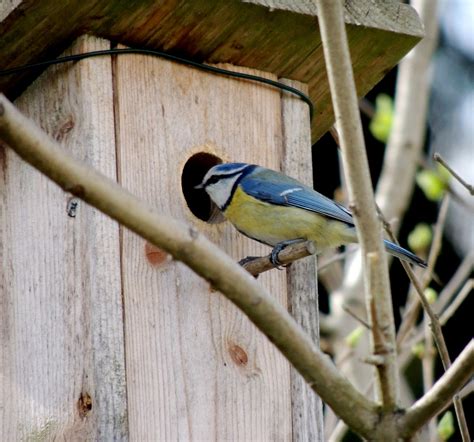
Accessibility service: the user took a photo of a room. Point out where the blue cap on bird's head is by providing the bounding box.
[194,162,252,189]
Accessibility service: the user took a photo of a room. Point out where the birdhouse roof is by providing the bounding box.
[0,0,423,142]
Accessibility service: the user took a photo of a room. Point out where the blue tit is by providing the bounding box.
[196,162,426,268]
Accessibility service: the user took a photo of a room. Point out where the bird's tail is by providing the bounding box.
[383,240,427,268]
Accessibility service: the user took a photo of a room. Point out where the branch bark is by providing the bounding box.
[399,339,474,438]
[314,0,398,412]
[240,241,316,277]
[397,259,471,441]
[0,93,379,439]
[376,0,439,228]
[434,152,474,196]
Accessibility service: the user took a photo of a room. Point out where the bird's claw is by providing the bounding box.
[270,245,285,268]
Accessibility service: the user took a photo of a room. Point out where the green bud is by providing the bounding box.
[438,411,454,441]
[416,169,448,201]
[345,326,364,348]
[369,94,394,143]
[411,342,425,359]
[408,223,432,253]
[424,287,438,304]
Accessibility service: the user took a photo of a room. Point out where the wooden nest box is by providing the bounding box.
[0,1,422,440]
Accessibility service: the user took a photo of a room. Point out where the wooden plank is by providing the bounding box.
[0,36,127,440]
[280,79,324,441]
[114,53,292,440]
[0,0,423,143]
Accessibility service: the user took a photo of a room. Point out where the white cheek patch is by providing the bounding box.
[207,174,242,209]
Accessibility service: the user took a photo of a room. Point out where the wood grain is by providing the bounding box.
[0,0,423,143]
[114,53,292,440]
[0,36,127,440]
[280,79,324,442]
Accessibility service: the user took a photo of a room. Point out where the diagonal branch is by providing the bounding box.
[399,340,474,438]
[376,0,439,228]
[314,0,399,411]
[434,152,474,195]
[396,194,450,347]
[0,93,379,439]
[379,202,470,440]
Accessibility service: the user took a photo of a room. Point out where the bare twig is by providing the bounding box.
[434,152,474,195]
[324,0,440,420]
[0,93,379,438]
[398,261,470,440]
[399,340,474,438]
[378,199,470,440]
[408,279,474,358]
[422,194,450,285]
[439,279,473,325]
[399,279,473,365]
[336,3,441,420]
[318,249,355,272]
[447,185,474,211]
[435,252,474,314]
[422,317,437,439]
[239,241,316,277]
[376,0,439,229]
[449,381,474,411]
[400,254,473,366]
[396,194,450,346]
[315,0,399,412]
[342,305,370,330]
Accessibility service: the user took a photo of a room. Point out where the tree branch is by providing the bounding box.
[239,241,316,277]
[396,194,450,347]
[379,204,470,440]
[314,0,399,411]
[0,93,379,438]
[434,152,474,195]
[376,0,439,229]
[399,340,474,438]
[399,261,470,440]
[439,279,473,326]
[435,252,474,314]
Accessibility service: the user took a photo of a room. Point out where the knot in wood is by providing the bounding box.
[228,343,248,367]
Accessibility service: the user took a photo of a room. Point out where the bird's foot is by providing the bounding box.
[270,239,305,268]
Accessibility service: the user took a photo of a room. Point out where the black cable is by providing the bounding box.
[0,47,315,121]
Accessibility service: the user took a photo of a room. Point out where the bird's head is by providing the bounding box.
[195,162,254,210]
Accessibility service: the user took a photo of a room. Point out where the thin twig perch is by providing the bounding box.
[239,241,316,277]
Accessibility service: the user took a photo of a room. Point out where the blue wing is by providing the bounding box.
[237,166,426,267]
[240,168,355,226]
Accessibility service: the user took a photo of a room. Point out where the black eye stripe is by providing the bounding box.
[207,175,221,185]
[203,164,257,189]
[204,170,242,186]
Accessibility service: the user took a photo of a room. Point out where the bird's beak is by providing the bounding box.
[194,183,204,190]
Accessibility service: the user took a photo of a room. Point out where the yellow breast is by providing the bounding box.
[223,186,356,249]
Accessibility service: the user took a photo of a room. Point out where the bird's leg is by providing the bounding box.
[270,239,306,267]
